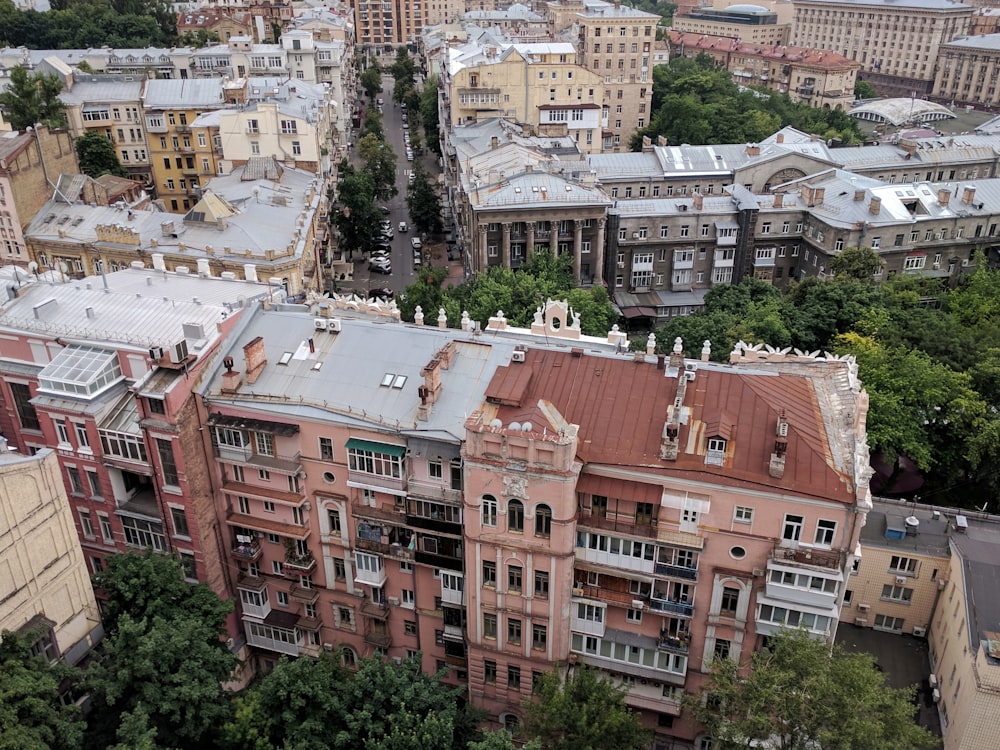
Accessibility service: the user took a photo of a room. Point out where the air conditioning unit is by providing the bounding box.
[328,318,342,332]
[631,599,645,610]
[353,589,365,598]
[392,656,403,665]
[323,642,335,651]
[895,576,908,585]
[388,596,400,606]
[225,637,234,648]
[912,626,927,637]
[857,603,871,613]
[652,681,662,688]
[168,339,189,364]
[632,232,640,239]
[572,587,584,596]
[511,350,526,363]
[962,259,970,267]
[855,617,868,626]
[928,673,938,688]
[932,688,941,703]
[639,678,648,685]
[752,567,765,577]
[932,262,940,270]
[149,346,164,361]
[314,318,328,331]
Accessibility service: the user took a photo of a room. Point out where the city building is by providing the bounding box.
[933,34,1000,108]
[672,3,791,46]
[177,9,254,42]
[0,445,103,672]
[60,78,151,187]
[444,43,605,153]
[548,0,661,152]
[790,0,974,98]
[0,126,79,265]
[24,156,327,294]
[667,31,860,111]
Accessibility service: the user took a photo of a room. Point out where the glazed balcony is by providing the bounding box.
[772,542,842,570]
[577,511,658,540]
[648,599,694,618]
[654,562,699,582]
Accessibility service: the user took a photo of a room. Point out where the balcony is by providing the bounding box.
[577,511,657,540]
[415,550,463,572]
[226,509,310,541]
[364,628,392,648]
[654,562,698,581]
[222,479,305,506]
[406,513,462,536]
[245,611,300,656]
[796,86,814,97]
[406,477,463,504]
[284,549,316,572]
[445,652,468,667]
[215,444,303,474]
[648,599,694,618]
[231,539,262,561]
[355,536,414,561]
[772,542,842,570]
[289,583,319,603]
[352,501,406,525]
[361,599,389,619]
[657,635,690,655]
[575,583,642,608]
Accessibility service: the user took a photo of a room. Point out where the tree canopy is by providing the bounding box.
[361,64,384,103]
[634,54,862,148]
[0,65,66,130]
[76,131,127,178]
[0,0,177,49]
[406,160,442,236]
[690,628,937,750]
[521,666,652,750]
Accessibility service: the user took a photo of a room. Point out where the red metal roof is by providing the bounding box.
[483,349,855,504]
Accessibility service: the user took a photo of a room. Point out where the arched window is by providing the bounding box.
[500,713,520,733]
[341,646,357,667]
[481,495,497,527]
[535,504,552,537]
[508,499,524,533]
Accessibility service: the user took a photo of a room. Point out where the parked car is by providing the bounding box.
[406,151,414,161]
[412,249,423,267]
[410,237,422,250]
[379,205,390,215]
[369,261,392,274]
[368,287,394,300]
[408,173,415,184]
[398,221,408,232]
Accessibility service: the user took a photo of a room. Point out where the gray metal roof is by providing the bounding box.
[59,80,143,106]
[473,171,611,210]
[861,501,952,556]
[143,78,225,109]
[951,523,1000,650]
[849,99,956,126]
[943,33,1000,50]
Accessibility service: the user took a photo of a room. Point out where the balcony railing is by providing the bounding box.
[361,600,389,619]
[284,550,316,572]
[577,511,658,540]
[232,541,262,561]
[575,583,641,607]
[648,599,694,617]
[772,543,842,570]
[406,477,463,504]
[657,635,690,654]
[654,562,698,581]
[406,514,462,536]
[364,629,392,648]
[415,550,463,571]
[351,501,407,525]
[289,583,319,603]
[355,537,414,561]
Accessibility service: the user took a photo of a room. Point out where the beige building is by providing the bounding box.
[673,4,790,45]
[790,0,974,98]
[0,445,102,667]
[447,44,605,153]
[933,34,1000,107]
[549,0,660,152]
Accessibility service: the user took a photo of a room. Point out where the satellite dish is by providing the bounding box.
[27,261,38,274]
[521,422,532,432]
[489,418,502,429]
[509,422,521,431]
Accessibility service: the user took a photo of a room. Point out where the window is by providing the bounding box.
[508,618,522,644]
[783,514,804,541]
[74,422,90,449]
[171,507,189,538]
[508,500,524,532]
[484,613,497,639]
[319,437,334,460]
[889,555,918,575]
[508,665,521,689]
[272,560,284,576]
[156,438,178,486]
[253,431,274,456]
[87,470,102,498]
[814,519,836,546]
[720,586,740,615]
[327,508,342,534]
[485,660,497,682]
[626,608,642,623]
[532,623,547,650]
[535,504,552,537]
[508,565,523,594]
[122,516,166,551]
[401,589,415,607]
[881,584,914,603]
[480,495,497,527]
[874,614,905,632]
[404,620,417,635]
[348,444,403,478]
[79,509,95,539]
[534,571,549,598]
[67,466,83,495]
[734,506,753,523]
[263,501,275,513]
[333,558,346,581]
[577,603,604,623]
[714,638,731,660]
[483,561,497,587]
[428,457,443,479]
[99,513,113,544]
[10,383,39,430]
[56,419,70,446]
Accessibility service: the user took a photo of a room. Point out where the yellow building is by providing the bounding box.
[448,44,605,154]
[143,78,227,213]
[934,34,1000,108]
[0,445,102,666]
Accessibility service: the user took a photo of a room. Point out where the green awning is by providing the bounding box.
[346,438,406,457]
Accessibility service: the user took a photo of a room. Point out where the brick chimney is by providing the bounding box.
[243,336,267,384]
[773,193,783,208]
[962,186,977,205]
[937,187,951,206]
[776,133,784,144]
[692,192,703,211]
[221,355,242,393]
[746,143,760,156]
[899,139,917,156]
[869,196,881,215]
[769,410,789,479]
[854,189,865,202]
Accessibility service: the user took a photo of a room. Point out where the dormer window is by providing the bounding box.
[706,437,727,466]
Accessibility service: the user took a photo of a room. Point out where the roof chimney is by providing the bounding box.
[962,185,977,205]
[776,133,784,144]
[692,192,703,211]
[745,143,760,156]
[769,409,789,479]
[773,193,783,208]
[869,196,881,215]
[221,354,242,393]
[243,336,267,384]
[491,136,499,149]
[937,187,951,206]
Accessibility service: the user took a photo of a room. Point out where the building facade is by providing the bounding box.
[672,4,791,45]
[933,34,1000,108]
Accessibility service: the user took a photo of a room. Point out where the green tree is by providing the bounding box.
[0,65,67,130]
[360,108,385,141]
[358,132,398,201]
[420,75,441,154]
[0,630,85,749]
[76,131,127,178]
[854,80,878,99]
[333,163,382,258]
[470,730,541,750]
[389,46,416,82]
[521,666,652,750]
[690,628,936,750]
[406,160,442,235]
[85,552,236,749]
[828,245,884,280]
[361,65,384,102]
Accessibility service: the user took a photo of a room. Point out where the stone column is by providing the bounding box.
[550,219,559,257]
[573,219,584,284]
[502,222,511,269]
[526,221,536,261]
[595,218,606,286]
[477,224,488,273]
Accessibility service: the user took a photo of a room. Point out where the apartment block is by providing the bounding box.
[0,446,103,670]
[790,0,973,97]
[673,4,791,45]
[933,33,1000,108]
[176,9,254,42]
[667,31,860,111]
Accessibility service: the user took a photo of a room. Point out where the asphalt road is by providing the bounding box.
[352,74,433,296]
